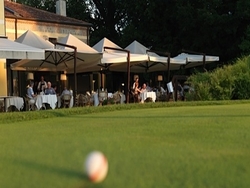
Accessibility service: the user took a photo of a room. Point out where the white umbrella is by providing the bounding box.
[0,37,44,59]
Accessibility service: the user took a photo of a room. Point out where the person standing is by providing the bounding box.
[132,77,139,90]
[37,76,47,93]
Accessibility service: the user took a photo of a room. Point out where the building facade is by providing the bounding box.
[1,0,95,96]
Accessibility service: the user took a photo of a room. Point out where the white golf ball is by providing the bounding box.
[84,151,108,183]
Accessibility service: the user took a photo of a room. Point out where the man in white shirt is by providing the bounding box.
[37,76,47,92]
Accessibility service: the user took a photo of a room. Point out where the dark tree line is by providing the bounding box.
[16,0,250,62]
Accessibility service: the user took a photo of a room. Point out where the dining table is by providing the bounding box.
[35,94,58,110]
[140,91,156,103]
[0,96,24,112]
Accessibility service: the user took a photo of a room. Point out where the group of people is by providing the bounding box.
[26,76,72,108]
[132,77,152,102]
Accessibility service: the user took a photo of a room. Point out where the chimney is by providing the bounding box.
[56,0,66,16]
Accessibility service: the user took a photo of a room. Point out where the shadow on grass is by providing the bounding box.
[11,158,105,188]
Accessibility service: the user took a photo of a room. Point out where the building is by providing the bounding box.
[1,0,94,96]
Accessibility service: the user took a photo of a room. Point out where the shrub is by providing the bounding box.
[187,55,250,101]
[187,71,213,101]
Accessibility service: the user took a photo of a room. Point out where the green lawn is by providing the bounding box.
[0,103,250,188]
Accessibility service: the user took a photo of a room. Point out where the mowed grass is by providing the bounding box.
[0,103,250,188]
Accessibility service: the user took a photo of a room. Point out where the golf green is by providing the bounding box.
[0,104,250,188]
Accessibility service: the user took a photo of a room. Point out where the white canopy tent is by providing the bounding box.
[10,31,102,102]
[109,40,186,73]
[11,32,102,72]
[0,37,45,59]
[11,30,74,71]
[94,37,148,65]
[71,37,149,73]
[174,52,219,69]
[15,30,54,49]
[57,34,102,73]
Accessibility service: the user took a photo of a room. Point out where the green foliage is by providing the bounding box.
[187,72,213,100]
[187,56,250,100]
[231,56,250,99]
[16,0,250,62]
[209,65,235,100]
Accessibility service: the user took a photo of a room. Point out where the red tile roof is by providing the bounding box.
[4,0,92,27]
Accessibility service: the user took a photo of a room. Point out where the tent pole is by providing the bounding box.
[55,42,77,106]
[203,54,206,71]
[74,47,77,105]
[127,52,130,104]
[167,52,170,82]
[103,47,130,103]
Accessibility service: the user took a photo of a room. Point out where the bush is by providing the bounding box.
[187,71,213,101]
[209,64,235,100]
[232,56,250,99]
[187,55,250,101]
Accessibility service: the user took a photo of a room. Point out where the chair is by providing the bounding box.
[77,94,86,107]
[112,92,121,104]
[62,94,72,108]
[156,91,161,102]
[25,95,36,111]
[0,100,4,112]
[98,91,107,106]
[85,92,94,106]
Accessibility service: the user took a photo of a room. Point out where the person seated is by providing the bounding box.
[60,87,72,98]
[44,82,56,95]
[177,82,184,100]
[146,84,152,92]
[27,81,36,102]
[140,83,147,93]
[60,87,72,108]
[52,85,59,95]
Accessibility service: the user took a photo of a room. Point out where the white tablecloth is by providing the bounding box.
[140,92,156,102]
[120,93,126,104]
[93,93,99,106]
[0,96,24,112]
[35,95,57,110]
[57,96,74,108]
[108,93,113,98]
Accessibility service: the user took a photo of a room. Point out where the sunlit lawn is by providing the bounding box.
[0,104,250,188]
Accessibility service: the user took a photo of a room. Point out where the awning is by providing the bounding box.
[0,37,45,59]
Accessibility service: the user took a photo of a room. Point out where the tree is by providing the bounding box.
[16,0,55,11]
[84,0,127,46]
[14,0,250,62]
